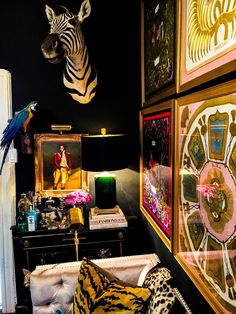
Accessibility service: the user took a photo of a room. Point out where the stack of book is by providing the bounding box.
[89,205,128,230]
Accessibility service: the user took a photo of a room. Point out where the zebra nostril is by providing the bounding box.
[41,33,61,53]
[51,40,58,50]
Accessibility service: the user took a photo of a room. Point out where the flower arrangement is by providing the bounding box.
[64,190,92,207]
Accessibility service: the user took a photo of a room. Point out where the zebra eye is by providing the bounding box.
[68,18,77,26]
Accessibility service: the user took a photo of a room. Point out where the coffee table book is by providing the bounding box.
[89,206,128,230]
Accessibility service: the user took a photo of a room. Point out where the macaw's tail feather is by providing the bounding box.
[0,142,11,175]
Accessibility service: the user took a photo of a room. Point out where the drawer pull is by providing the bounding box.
[24,240,29,248]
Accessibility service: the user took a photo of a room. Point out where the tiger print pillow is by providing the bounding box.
[92,281,151,314]
[73,257,151,314]
[73,257,115,313]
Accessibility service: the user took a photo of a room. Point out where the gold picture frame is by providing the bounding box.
[140,99,175,251]
[34,133,88,197]
[178,0,236,93]
[141,0,177,107]
[174,80,236,313]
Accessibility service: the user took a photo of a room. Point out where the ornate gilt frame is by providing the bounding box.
[174,80,236,313]
[34,133,88,197]
[141,0,177,106]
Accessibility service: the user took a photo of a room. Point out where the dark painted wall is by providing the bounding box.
[0,0,141,208]
[0,1,214,313]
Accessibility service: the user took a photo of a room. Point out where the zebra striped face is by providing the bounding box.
[41,1,97,104]
[41,8,82,63]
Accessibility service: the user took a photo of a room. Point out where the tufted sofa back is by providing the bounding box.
[30,253,160,314]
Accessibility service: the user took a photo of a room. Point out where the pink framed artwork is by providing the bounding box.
[140,100,174,250]
[178,0,236,92]
[174,80,236,313]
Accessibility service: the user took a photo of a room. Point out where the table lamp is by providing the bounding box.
[81,129,128,210]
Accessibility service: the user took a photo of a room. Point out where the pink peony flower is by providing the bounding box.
[197,185,216,197]
[64,190,92,206]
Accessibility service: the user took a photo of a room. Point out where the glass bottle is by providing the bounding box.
[27,204,37,231]
[18,193,30,212]
[17,210,28,232]
[37,194,42,211]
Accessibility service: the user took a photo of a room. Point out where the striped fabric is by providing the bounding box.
[92,281,151,313]
[73,257,151,314]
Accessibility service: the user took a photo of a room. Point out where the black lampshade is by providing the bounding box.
[81,134,128,172]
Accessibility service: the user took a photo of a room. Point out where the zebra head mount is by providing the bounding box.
[41,0,97,104]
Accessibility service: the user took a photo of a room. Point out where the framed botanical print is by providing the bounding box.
[141,0,176,106]
[140,100,174,251]
[34,133,88,197]
[174,80,236,313]
[178,0,236,92]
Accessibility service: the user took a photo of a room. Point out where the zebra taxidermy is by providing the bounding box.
[41,0,97,104]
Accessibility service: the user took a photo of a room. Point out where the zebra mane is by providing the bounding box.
[49,4,71,16]
[59,5,71,14]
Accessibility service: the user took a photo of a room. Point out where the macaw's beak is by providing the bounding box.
[30,101,39,111]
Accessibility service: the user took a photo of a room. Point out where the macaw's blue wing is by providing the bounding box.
[1,107,29,148]
[0,101,38,175]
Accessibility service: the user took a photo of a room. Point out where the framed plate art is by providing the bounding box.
[141,0,177,107]
[178,0,236,93]
[174,80,236,313]
[140,100,174,251]
[34,134,88,197]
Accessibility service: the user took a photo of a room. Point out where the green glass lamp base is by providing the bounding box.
[95,174,117,209]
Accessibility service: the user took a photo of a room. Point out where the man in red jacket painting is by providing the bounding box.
[53,144,72,189]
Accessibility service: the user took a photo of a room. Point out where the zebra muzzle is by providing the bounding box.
[41,33,64,64]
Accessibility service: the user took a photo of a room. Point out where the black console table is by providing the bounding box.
[11,216,148,313]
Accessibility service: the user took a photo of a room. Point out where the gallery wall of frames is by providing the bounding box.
[140,1,236,313]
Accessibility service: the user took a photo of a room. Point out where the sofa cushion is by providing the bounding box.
[73,257,151,314]
[142,266,175,314]
[73,257,114,313]
[92,281,151,313]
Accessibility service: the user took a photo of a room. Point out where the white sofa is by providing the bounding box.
[30,253,160,314]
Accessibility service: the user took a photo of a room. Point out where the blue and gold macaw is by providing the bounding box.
[0,101,38,175]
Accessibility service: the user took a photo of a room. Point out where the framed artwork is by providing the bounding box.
[34,134,88,197]
[178,0,236,92]
[141,0,176,106]
[140,100,174,250]
[174,80,236,313]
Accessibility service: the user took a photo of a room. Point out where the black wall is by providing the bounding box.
[0,0,141,203]
[0,1,214,313]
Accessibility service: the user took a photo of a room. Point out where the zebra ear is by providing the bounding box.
[45,5,56,22]
[78,0,91,23]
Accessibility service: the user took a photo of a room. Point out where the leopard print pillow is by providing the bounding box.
[142,267,175,314]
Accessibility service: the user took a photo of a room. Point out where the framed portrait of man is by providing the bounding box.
[34,134,88,197]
